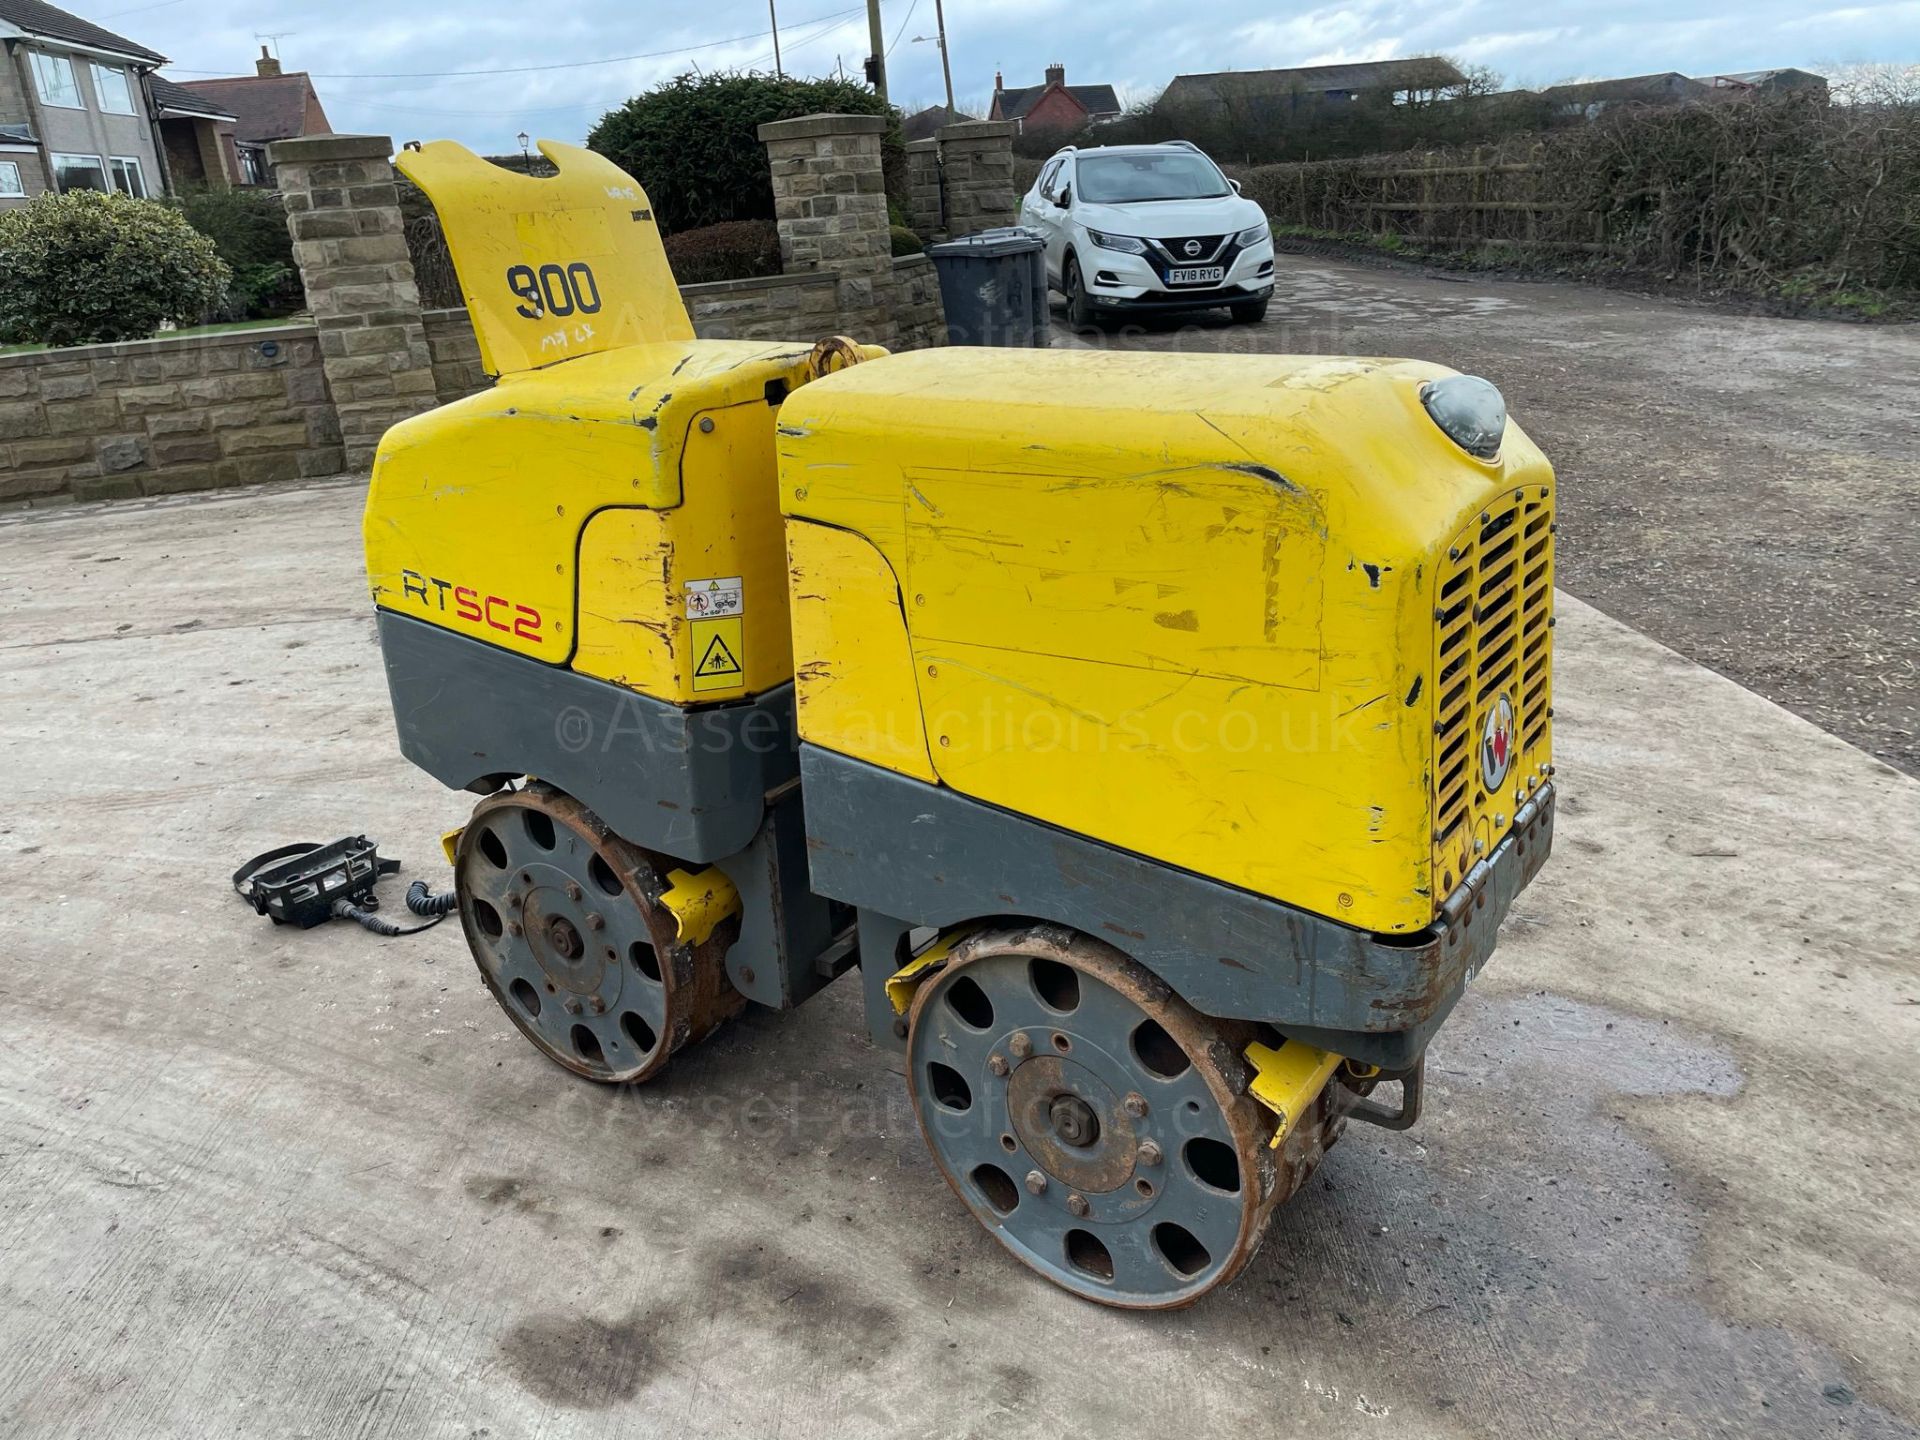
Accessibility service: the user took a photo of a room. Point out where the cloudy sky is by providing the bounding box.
[121,0,1920,152]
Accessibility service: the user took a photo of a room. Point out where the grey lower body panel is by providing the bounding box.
[375,610,796,865]
[801,746,1555,1069]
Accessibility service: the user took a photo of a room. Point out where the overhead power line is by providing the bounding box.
[163,4,865,79]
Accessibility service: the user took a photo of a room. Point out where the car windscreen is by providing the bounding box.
[1074,152,1230,204]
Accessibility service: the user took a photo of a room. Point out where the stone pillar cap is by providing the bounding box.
[758,112,887,142]
[268,133,395,165]
[938,120,1017,141]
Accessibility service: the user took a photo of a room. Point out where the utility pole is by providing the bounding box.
[865,0,887,101]
[933,0,955,114]
[769,0,783,78]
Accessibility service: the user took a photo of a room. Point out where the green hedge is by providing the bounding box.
[169,187,302,320]
[0,191,228,346]
[589,72,897,235]
[663,219,783,285]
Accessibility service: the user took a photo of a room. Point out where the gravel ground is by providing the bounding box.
[1061,256,1920,775]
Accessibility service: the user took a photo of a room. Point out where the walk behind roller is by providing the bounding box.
[366,137,1556,1308]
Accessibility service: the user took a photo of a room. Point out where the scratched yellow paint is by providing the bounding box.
[365,339,816,696]
[785,521,936,781]
[777,348,1555,935]
[572,399,794,699]
[394,139,693,377]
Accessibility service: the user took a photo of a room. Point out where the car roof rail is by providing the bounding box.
[1164,139,1200,152]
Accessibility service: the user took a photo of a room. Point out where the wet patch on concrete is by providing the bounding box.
[696,1241,901,1355]
[496,1309,665,1408]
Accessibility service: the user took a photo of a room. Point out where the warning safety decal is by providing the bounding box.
[691,616,745,692]
[685,576,744,619]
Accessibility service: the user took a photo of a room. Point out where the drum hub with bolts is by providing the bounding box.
[454,783,741,1083]
[904,926,1337,1308]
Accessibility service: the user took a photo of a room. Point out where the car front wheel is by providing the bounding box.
[1065,255,1097,331]
[1230,296,1270,325]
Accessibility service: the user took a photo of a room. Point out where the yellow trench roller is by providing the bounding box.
[366,138,1558,1309]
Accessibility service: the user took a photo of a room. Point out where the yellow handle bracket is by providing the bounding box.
[885,926,980,1015]
[659,866,742,946]
[1245,1040,1344,1150]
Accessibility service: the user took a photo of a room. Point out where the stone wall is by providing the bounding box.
[3,118,985,507]
[422,309,488,405]
[891,256,945,351]
[0,325,338,505]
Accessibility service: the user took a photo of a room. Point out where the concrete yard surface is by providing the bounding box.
[0,471,1916,1439]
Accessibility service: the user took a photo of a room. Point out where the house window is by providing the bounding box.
[0,162,23,198]
[93,65,136,115]
[51,153,110,193]
[237,146,267,186]
[110,157,147,198]
[30,52,83,109]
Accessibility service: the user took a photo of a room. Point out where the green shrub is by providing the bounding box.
[589,72,896,235]
[169,187,302,319]
[0,191,229,346]
[663,218,782,285]
[890,225,924,256]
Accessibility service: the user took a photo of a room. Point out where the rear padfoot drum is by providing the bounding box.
[906,926,1336,1308]
[455,783,743,1083]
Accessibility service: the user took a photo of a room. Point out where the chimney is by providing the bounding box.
[994,69,1004,94]
[256,45,282,78]
[1045,62,1065,89]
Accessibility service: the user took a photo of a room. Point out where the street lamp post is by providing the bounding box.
[517,131,531,172]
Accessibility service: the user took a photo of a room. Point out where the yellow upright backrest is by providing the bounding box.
[394,139,693,377]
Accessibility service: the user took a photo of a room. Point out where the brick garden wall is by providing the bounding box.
[0,325,339,505]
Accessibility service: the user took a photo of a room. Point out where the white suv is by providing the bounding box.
[1019,142,1276,326]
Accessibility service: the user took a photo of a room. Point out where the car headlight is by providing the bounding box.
[1235,223,1272,248]
[1085,228,1148,256]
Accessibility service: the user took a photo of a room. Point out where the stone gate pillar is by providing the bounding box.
[269,134,438,471]
[758,114,896,347]
[937,120,1019,237]
[904,137,944,240]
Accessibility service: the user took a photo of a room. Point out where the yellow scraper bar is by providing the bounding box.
[1245,1040,1343,1149]
[885,927,981,1014]
[659,866,742,947]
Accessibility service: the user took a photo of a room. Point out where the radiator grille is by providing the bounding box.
[1431,487,1554,903]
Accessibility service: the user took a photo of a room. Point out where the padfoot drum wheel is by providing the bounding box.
[455,783,743,1083]
[906,925,1336,1308]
